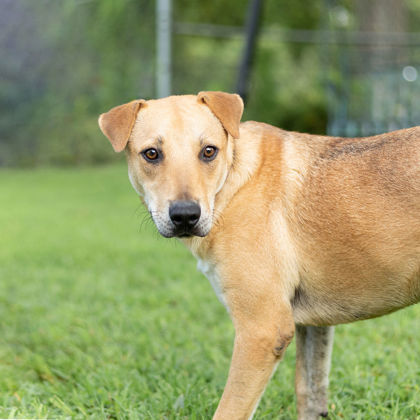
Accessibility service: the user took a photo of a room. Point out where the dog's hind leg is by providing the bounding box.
[295,325,334,420]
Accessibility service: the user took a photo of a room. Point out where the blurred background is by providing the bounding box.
[1,0,419,167]
[1,1,420,418]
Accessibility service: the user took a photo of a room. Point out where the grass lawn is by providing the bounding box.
[0,164,419,419]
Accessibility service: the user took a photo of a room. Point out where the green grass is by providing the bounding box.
[0,164,419,419]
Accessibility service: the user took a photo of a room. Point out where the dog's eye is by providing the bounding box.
[201,146,218,162]
[142,148,160,162]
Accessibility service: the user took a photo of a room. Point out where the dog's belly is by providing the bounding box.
[291,269,420,326]
[292,290,410,326]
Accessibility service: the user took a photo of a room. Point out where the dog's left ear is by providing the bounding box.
[98,99,146,152]
[197,91,243,139]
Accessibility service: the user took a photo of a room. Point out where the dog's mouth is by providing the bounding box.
[170,227,208,238]
[157,223,210,239]
[178,232,193,238]
[159,231,206,239]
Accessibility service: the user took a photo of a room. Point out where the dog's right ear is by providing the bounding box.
[98,99,146,152]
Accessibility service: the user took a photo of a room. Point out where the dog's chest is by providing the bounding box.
[196,259,229,312]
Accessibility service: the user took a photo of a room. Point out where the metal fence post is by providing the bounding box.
[156,0,172,98]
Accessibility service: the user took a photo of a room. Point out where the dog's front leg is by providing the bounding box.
[213,300,295,420]
[295,325,335,420]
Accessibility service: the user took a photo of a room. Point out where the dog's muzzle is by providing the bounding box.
[169,200,201,237]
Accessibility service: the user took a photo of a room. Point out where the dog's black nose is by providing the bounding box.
[169,201,201,229]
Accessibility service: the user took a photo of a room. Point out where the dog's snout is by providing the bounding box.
[169,201,201,229]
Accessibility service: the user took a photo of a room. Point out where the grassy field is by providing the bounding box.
[0,164,419,419]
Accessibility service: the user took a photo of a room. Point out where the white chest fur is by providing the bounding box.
[196,258,229,312]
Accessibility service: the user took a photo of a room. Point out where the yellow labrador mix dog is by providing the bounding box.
[98,91,420,420]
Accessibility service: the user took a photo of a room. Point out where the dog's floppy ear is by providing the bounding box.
[197,91,243,139]
[98,99,146,152]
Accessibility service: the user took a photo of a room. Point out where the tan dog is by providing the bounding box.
[98,92,420,420]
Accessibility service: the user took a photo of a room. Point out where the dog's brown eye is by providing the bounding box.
[201,146,218,161]
[142,148,160,162]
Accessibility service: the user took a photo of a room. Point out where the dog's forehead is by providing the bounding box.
[133,95,224,141]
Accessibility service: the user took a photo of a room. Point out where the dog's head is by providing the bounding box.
[98,91,243,238]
